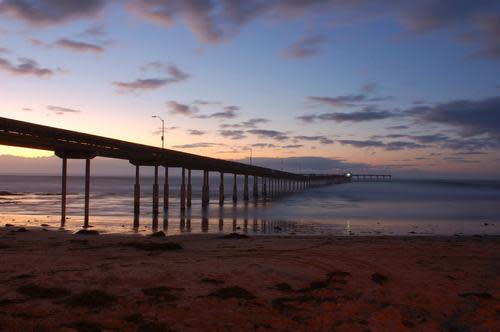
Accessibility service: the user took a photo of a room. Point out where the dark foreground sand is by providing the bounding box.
[0,226,499,332]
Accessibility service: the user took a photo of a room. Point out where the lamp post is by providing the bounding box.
[152,115,164,149]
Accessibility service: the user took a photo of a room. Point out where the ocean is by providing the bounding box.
[1,175,499,236]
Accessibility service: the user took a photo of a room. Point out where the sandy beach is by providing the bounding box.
[0,225,498,332]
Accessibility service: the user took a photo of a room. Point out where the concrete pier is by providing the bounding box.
[202,170,209,208]
[244,175,249,201]
[219,172,224,206]
[180,167,186,210]
[84,158,91,228]
[187,169,192,208]
[152,165,159,227]
[60,157,67,228]
[232,173,237,204]
[133,164,140,228]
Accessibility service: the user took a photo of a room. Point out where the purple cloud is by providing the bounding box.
[55,39,104,53]
[282,34,326,59]
[0,57,54,77]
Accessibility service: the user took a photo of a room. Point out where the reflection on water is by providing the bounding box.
[1,176,500,236]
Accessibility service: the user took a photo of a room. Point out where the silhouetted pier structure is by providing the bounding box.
[0,117,353,229]
[351,174,392,182]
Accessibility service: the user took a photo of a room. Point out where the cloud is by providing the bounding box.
[113,64,189,92]
[282,34,326,59]
[193,99,222,105]
[55,39,104,53]
[219,130,246,140]
[338,139,386,148]
[282,144,304,149]
[113,78,169,91]
[220,117,269,129]
[385,141,427,151]
[0,0,106,25]
[46,105,81,115]
[167,101,198,116]
[247,129,289,141]
[251,143,277,148]
[387,125,409,130]
[411,96,500,139]
[207,106,238,119]
[187,129,205,136]
[298,107,396,123]
[0,57,54,77]
[172,142,224,149]
[294,135,334,144]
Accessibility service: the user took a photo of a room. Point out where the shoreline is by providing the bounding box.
[1,226,499,331]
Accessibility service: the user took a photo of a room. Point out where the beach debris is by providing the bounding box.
[76,229,99,235]
[149,231,166,238]
[63,321,103,332]
[120,241,182,251]
[66,289,117,308]
[17,284,71,299]
[209,286,256,300]
[459,292,493,300]
[371,273,389,285]
[273,282,293,293]
[40,224,49,227]
[137,320,172,332]
[219,233,249,239]
[16,227,28,232]
[5,223,14,227]
[201,277,225,285]
[142,287,181,303]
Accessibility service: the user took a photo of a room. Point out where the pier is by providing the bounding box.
[0,117,357,229]
[351,174,392,182]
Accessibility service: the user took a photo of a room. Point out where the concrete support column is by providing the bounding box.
[60,157,67,228]
[219,172,224,206]
[202,170,209,208]
[133,164,140,228]
[253,176,258,200]
[163,167,169,210]
[187,169,192,208]
[180,167,186,210]
[243,175,249,201]
[153,165,159,220]
[84,158,91,228]
[232,174,237,204]
[263,177,267,199]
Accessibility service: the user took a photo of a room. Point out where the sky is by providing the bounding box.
[1,0,500,178]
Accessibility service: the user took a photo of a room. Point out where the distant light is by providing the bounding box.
[345,172,352,177]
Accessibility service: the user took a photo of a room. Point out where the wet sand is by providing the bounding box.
[0,225,499,332]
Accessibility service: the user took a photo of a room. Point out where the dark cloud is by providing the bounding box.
[385,141,427,151]
[298,107,396,123]
[294,135,334,144]
[387,125,409,130]
[220,117,269,129]
[55,39,104,53]
[338,139,385,148]
[46,105,81,115]
[247,129,289,141]
[0,0,106,25]
[282,144,304,149]
[208,106,238,119]
[309,95,366,108]
[0,57,54,77]
[219,130,246,140]
[282,34,325,59]
[251,143,277,148]
[411,96,500,139]
[167,101,198,116]
[114,64,189,92]
[113,78,169,91]
[187,129,205,136]
[172,142,224,149]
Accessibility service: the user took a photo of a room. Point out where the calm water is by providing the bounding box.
[1,175,499,236]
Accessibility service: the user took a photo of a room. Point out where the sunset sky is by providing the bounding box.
[1,0,500,177]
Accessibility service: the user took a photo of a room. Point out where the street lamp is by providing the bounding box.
[152,115,164,149]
